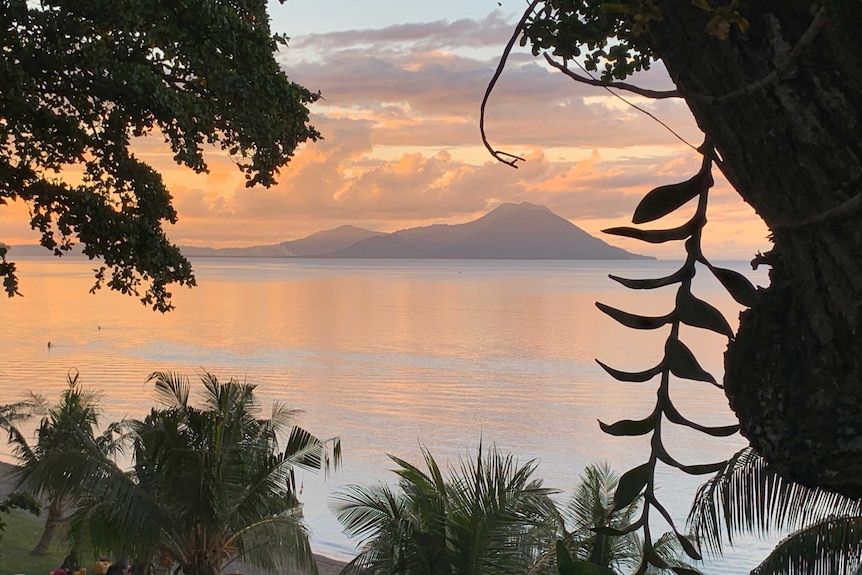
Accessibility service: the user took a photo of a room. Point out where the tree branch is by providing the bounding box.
[479,0,541,168]
[542,53,682,99]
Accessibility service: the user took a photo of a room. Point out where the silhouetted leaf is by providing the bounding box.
[709,265,758,307]
[596,360,663,383]
[645,543,671,569]
[602,221,695,244]
[599,414,657,437]
[672,566,703,575]
[609,266,687,289]
[593,523,642,536]
[663,400,739,436]
[632,156,713,224]
[676,290,734,338]
[596,302,671,330]
[612,462,650,513]
[677,461,729,475]
[665,339,717,385]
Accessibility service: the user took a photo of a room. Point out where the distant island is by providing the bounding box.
[8,203,654,260]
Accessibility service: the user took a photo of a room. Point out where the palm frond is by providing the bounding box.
[148,371,190,407]
[751,515,862,575]
[687,447,862,555]
[331,483,408,541]
[282,426,341,474]
[228,514,315,574]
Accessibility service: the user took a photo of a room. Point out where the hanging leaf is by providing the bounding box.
[676,290,734,338]
[596,302,671,330]
[677,534,703,561]
[665,339,717,385]
[593,522,642,536]
[596,360,663,383]
[602,220,696,244]
[663,400,739,436]
[611,462,651,513]
[632,157,713,224]
[644,543,672,569]
[672,568,703,575]
[708,264,758,307]
[677,460,728,475]
[599,413,658,437]
[609,266,687,289]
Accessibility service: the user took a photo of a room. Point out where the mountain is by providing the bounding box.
[323,233,430,259]
[180,225,381,258]
[433,203,639,259]
[309,202,649,260]
[277,225,382,256]
[9,204,652,260]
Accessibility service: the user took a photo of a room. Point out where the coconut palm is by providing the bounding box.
[548,461,700,575]
[687,446,862,575]
[332,443,560,575]
[0,372,120,555]
[21,371,341,575]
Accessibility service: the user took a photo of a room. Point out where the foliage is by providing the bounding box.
[1,0,321,311]
[519,0,748,81]
[688,447,862,575]
[487,0,862,570]
[332,443,559,575]
[545,140,747,573]
[1,372,119,555]
[552,462,701,575]
[20,371,340,575]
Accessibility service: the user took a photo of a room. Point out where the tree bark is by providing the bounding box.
[32,496,63,555]
[649,1,862,496]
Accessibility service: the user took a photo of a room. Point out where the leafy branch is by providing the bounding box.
[595,139,758,574]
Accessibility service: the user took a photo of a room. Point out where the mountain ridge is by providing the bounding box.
[8,203,653,260]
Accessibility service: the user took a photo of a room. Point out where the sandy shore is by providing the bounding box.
[0,461,347,575]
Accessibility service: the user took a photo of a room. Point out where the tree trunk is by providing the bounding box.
[648,1,862,496]
[32,496,63,555]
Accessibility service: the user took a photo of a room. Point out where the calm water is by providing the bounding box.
[0,257,776,573]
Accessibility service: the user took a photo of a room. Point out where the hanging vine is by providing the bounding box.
[585,139,758,574]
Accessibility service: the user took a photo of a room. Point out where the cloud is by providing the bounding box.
[291,12,517,52]
[93,12,768,259]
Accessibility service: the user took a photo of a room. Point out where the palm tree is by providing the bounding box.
[549,461,700,575]
[687,446,862,575]
[0,372,118,555]
[21,371,341,575]
[332,443,560,575]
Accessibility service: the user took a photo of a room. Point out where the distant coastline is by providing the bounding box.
[7,202,655,261]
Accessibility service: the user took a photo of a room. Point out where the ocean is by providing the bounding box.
[0,257,778,573]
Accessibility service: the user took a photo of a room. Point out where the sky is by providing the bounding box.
[2,1,770,259]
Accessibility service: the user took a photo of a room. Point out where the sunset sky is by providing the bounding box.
[2,1,771,259]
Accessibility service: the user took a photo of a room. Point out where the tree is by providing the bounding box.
[551,462,700,575]
[485,1,862,499]
[332,443,559,575]
[688,447,862,575]
[19,371,341,575]
[0,372,118,555]
[1,0,321,311]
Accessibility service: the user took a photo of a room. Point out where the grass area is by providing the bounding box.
[1,508,65,574]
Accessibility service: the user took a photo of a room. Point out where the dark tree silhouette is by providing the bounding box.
[1,0,320,310]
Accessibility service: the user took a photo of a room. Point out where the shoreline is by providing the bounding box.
[0,461,347,575]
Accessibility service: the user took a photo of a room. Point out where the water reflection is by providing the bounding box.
[0,257,772,572]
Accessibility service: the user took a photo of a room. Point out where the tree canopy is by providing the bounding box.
[0,0,320,311]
